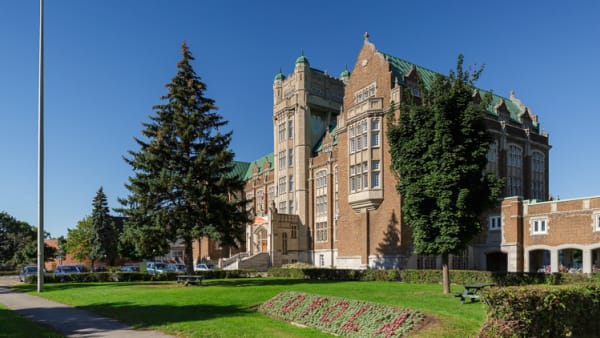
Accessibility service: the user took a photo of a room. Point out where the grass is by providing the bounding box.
[0,303,64,338]
[13,278,485,337]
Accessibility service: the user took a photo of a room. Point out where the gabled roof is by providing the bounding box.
[243,153,274,180]
[313,121,338,154]
[382,52,537,128]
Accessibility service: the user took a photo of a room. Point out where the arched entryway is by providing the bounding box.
[486,252,507,272]
[558,248,582,273]
[529,249,551,273]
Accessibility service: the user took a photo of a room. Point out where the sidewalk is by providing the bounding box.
[0,276,174,338]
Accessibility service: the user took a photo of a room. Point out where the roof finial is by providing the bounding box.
[364,32,370,41]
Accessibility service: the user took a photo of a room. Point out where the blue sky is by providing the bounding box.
[1,1,599,238]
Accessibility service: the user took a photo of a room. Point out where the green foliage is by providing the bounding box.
[66,216,92,262]
[480,284,600,337]
[0,211,55,269]
[387,55,502,258]
[89,187,117,267]
[119,42,249,272]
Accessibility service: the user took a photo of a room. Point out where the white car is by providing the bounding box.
[146,262,167,274]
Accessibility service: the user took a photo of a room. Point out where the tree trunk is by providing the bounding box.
[184,238,194,274]
[442,253,451,294]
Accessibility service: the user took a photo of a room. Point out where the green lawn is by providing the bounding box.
[13,279,485,337]
[0,303,64,338]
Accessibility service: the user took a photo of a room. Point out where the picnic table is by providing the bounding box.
[454,282,495,304]
[176,275,203,286]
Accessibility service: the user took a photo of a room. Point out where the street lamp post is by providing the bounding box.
[37,0,45,293]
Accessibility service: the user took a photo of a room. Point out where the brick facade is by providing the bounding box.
[202,34,568,272]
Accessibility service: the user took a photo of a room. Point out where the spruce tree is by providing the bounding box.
[119,42,248,274]
[89,187,117,269]
[387,55,503,294]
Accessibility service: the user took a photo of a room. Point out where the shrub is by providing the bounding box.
[259,291,424,337]
[480,284,600,337]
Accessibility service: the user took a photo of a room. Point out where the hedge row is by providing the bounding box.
[268,268,400,281]
[268,268,600,286]
[22,269,257,284]
[480,284,600,337]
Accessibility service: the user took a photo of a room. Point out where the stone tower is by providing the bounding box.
[272,51,344,263]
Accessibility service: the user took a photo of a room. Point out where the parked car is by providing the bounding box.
[145,262,167,274]
[54,265,82,275]
[166,263,186,273]
[19,266,44,282]
[119,265,140,272]
[194,263,215,271]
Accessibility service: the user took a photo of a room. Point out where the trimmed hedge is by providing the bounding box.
[480,284,600,337]
[267,268,600,286]
[22,269,258,284]
[268,268,400,281]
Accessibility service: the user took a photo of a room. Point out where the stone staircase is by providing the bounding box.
[221,252,270,272]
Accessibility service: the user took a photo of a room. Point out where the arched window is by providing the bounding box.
[507,144,522,196]
[531,151,545,200]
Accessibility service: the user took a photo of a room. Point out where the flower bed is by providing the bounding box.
[259,291,424,337]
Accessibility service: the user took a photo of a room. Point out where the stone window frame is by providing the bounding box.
[593,212,600,232]
[316,221,328,242]
[531,217,549,235]
[488,215,502,231]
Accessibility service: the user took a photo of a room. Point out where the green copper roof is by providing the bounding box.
[382,52,536,127]
[229,161,251,179]
[295,49,309,65]
[243,153,274,180]
[274,67,286,82]
[340,65,351,79]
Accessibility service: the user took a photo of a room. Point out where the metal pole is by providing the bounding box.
[37,0,45,293]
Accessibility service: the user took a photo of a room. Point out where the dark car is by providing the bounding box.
[54,265,82,275]
[19,266,43,282]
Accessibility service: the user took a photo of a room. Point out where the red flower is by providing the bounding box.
[281,294,305,313]
[320,301,350,323]
[373,311,409,338]
[341,305,371,332]
[300,297,328,318]
[262,293,284,309]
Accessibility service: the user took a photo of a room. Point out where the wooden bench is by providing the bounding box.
[176,275,203,286]
[454,282,495,304]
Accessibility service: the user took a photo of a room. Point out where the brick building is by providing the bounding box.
[190,33,561,272]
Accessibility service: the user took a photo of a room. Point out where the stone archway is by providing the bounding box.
[486,252,507,272]
[529,249,551,273]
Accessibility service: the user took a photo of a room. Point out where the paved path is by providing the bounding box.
[0,276,174,338]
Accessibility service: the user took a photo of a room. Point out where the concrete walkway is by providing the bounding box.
[0,276,174,338]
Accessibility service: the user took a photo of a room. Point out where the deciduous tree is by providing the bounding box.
[387,55,503,294]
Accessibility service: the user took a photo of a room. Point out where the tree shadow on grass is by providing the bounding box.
[83,302,254,328]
